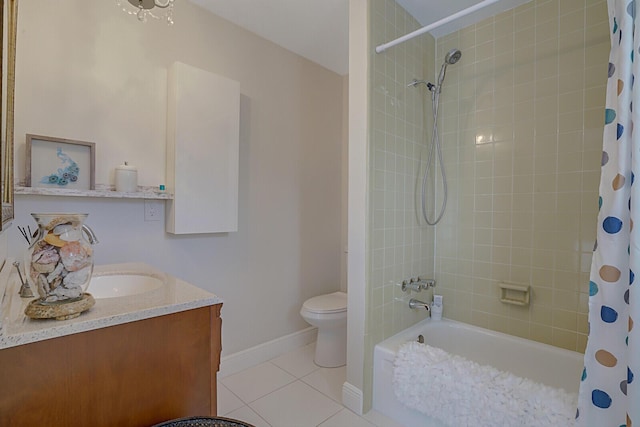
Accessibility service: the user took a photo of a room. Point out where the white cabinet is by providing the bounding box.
[166,62,240,234]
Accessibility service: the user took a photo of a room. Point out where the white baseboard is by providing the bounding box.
[342,381,364,415]
[218,327,317,378]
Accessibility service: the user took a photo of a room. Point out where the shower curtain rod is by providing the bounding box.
[375,0,500,54]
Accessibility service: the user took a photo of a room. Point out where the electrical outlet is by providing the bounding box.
[144,200,163,221]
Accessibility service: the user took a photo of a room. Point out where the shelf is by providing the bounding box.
[14,184,173,200]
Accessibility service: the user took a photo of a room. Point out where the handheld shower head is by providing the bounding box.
[444,48,462,65]
[437,48,462,91]
[407,48,462,94]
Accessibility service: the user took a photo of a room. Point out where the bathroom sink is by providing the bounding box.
[86,274,164,299]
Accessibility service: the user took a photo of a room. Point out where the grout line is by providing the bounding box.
[243,405,273,427]
[242,363,298,405]
[315,407,349,427]
[300,377,343,404]
[216,381,246,417]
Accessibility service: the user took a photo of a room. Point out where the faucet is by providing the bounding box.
[82,224,99,245]
[417,277,436,289]
[13,261,34,298]
[409,298,430,311]
[401,277,436,292]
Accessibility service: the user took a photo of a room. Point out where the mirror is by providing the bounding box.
[0,0,17,230]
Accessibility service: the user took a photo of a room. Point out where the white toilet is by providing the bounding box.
[300,291,347,367]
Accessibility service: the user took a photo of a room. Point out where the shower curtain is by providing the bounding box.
[576,1,639,425]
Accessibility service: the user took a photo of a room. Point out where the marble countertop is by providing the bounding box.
[0,260,222,350]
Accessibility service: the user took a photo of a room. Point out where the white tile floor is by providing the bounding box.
[217,343,405,427]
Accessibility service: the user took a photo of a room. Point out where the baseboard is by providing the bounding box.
[218,327,317,378]
[342,381,364,415]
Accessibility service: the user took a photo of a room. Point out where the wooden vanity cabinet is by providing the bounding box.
[0,304,222,427]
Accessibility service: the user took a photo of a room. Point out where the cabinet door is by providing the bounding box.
[167,61,240,234]
[0,305,222,427]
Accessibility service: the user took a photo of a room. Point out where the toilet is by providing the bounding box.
[300,291,347,367]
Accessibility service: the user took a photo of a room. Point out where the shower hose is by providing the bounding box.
[421,88,447,225]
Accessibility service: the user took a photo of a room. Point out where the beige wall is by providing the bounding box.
[364,0,436,410]
[11,0,345,356]
[434,0,608,352]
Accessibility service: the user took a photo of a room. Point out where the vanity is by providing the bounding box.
[0,262,223,427]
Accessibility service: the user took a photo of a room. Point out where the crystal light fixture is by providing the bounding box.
[117,0,175,25]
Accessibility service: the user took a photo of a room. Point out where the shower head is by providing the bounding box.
[444,49,462,65]
[436,48,462,91]
[407,48,462,94]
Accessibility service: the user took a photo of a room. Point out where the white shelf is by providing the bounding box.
[14,184,173,200]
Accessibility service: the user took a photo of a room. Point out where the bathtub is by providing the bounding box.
[372,318,584,427]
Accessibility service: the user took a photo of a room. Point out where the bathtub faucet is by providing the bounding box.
[409,298,430,311]
[401,277,436,292]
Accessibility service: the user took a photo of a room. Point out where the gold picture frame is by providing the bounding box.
[0,0,18,229]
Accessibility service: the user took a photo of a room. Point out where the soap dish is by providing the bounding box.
[498,282,530,306]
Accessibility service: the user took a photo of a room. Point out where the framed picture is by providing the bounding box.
[25,134,95,190]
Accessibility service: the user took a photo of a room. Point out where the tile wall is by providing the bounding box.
[434,0,609,352]
[364,0,436,409]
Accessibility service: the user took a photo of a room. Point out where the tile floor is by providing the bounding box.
[217,343,405,427]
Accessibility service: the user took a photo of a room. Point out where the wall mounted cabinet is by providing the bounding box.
[166,62,240,234]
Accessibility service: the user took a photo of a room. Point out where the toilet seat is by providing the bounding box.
[302,291,347,314]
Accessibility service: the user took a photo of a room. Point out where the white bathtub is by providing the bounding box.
[372,318,584,427]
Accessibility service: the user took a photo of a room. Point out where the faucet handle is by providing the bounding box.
[400,277,436,292]
[418,277,436,289]
[401,279,422,292]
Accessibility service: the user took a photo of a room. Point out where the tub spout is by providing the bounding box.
[409,298,430,311]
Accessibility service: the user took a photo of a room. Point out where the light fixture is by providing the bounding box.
[117,0,175,25]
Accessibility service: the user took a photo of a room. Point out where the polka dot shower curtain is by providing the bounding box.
[576,1,639,425]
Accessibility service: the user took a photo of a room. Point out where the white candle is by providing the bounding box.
[115,162,138,193]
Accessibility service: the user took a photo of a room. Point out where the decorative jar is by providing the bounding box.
[25,213,98,303]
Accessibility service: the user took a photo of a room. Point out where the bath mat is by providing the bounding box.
[393,341,577,427]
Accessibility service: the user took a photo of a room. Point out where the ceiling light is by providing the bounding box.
[117,0,175,25]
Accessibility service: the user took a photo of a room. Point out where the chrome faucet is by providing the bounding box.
[82,224,99,245]
[418,277,436,289]
[401,277,436,292]
[409,298,430,311]
[13,261,34,298]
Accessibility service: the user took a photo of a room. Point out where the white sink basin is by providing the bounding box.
[86,274,164,299]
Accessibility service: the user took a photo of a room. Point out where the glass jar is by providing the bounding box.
[25,213,98,303]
